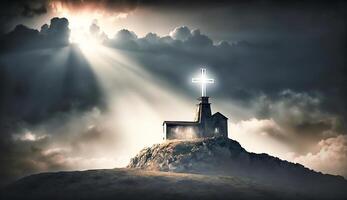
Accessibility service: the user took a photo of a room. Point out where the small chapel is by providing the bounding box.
[163,68,228,140]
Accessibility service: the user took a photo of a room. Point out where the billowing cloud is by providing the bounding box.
[230,118,290,157]
[170,26,191,41]
[109,29,139,50]
[0,17,70,52]
[253,91,340,147]
[104,24,345,119]
[0,0,137,34]
[0,107,124,186]
[0,0,139,18]
[109,25,216,50]
[51,0,139,14]
[228,90,343,155]
[1,0,50,17]
[291,135,347,177]
[230,116,347,179]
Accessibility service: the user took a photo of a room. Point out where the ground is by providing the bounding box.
[2,137,347,200]
[2,168,309,200]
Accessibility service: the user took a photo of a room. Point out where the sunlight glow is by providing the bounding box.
[68,15,102,48]
[77,44,197,160]
[51,2,107,48]
[70,30,101,49]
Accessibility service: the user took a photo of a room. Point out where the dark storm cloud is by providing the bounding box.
[106,23,346,148]
[0,17,70,52]
[0,16,106,131]
[21,3,47,17]
[107,24,345,110]
[253,90,342,150]
[0,0,49,17]
[170,26,191,41]
[0,108,119,186]
[0,129,73,186]
[55,0,138,12]
[0,0,191,33]
[0,16,108,185]
[1,0,344,34]
[0,17,104,125]
[0,47,104,124]
[0,0,49,33]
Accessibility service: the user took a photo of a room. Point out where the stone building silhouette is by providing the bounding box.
[163,68,228,140]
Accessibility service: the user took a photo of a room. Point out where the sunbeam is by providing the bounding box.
[76,44,198,158]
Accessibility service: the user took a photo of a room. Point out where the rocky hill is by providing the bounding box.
[128,137,347,198]
[2,137,347,200]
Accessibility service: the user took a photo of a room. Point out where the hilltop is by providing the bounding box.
[2,137,347,200]
[128,137,347,198]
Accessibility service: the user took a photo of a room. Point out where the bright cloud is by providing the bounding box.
[291,135,347,177]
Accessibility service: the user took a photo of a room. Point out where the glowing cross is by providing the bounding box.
[192,68,214,97]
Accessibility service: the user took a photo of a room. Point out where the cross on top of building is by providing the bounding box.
[163,67,228,140]
[192,68,214,97]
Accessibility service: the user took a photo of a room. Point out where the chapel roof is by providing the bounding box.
[212,112,228,119]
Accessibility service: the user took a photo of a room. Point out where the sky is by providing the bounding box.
[0,0,346,185]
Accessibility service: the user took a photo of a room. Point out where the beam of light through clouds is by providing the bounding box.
[77,42,198,158]
[4,17,344,179]
[0,1,346,185]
